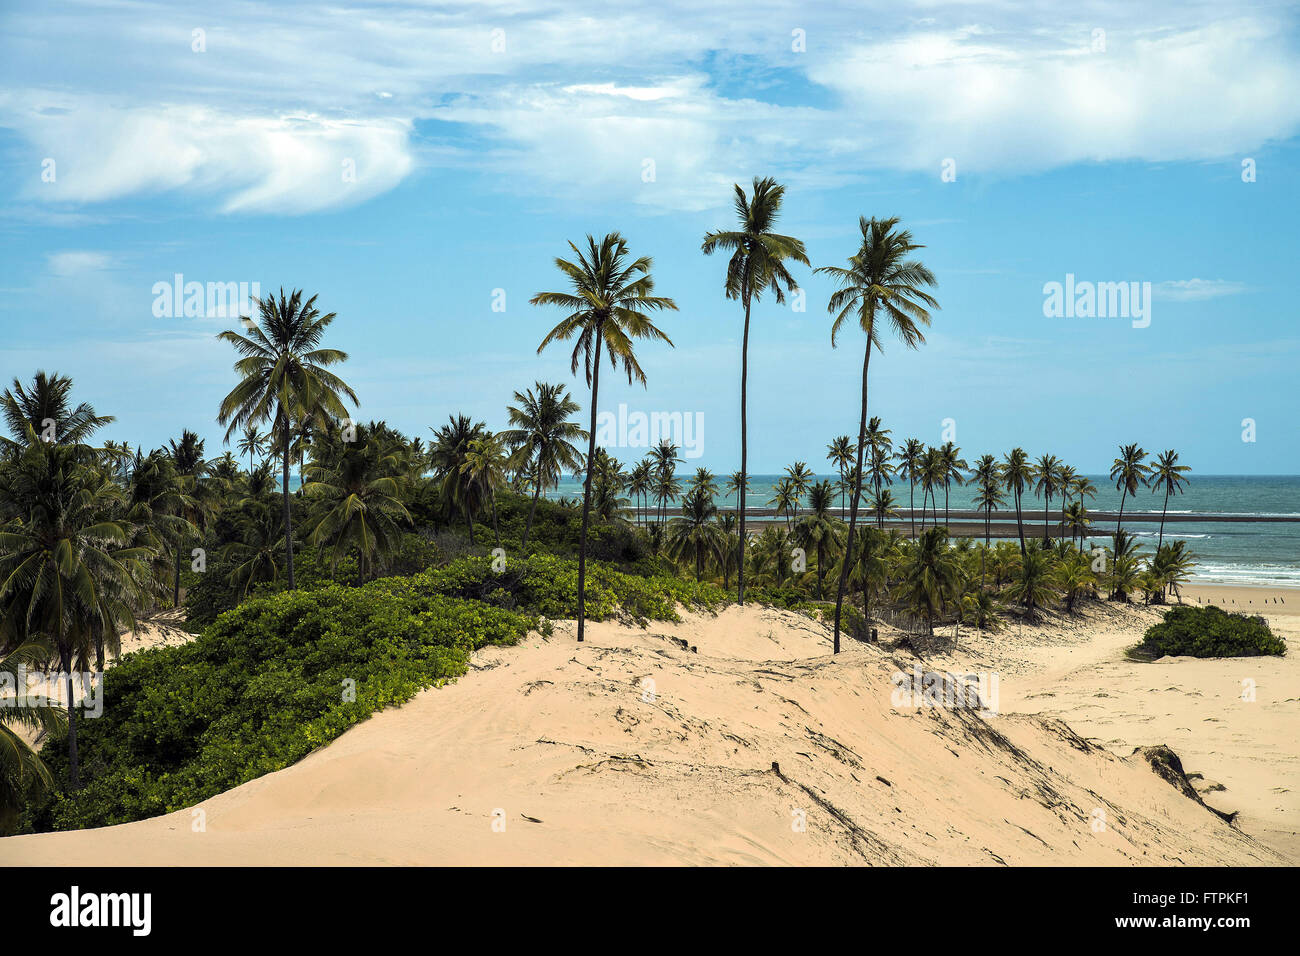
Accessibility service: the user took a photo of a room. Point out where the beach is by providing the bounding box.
[4,594,1293,866]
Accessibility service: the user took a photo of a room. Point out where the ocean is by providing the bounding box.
[543,474,1300,588]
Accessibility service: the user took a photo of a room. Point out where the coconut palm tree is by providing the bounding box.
[795,480,841,598]
[1005,546,1057,620]
[702,177,809,605]
[533,233,677,642]
[1055,464,1077,539]
[500,382,586,549]
[667,487,723,582]
[1148,449,1191,549]
[0,371,113,450]
[769,477,797,529]
[827,436,855,514]
[166,429,209,607]
[1033,453,1062,545]
[724,470,748,518]
[894,438,925,541]
[689,467,719,500]
[816,216,938,653]
[649,440,682,525]
[937,441,967,528]
[235,425,267,471]
[303,423,412,582]
[430,414,488,533]
[869,487,898,529]
[461,434,510,549]
[894,527,962,637]
[628,459,654,527]
[1110,443,1150,544]
[216,289,357,590]
[0,434,147,789]
[919,446,944,530]
[1002,448,1032,556]
[1064,500,1091,548]
[784,461,813,523]
[971,454,1005,585]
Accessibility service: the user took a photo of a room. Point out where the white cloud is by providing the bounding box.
[46,250,114,275]
[1154,279,1248,301]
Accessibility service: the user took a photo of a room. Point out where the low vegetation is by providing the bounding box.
[1132,604,1286,660]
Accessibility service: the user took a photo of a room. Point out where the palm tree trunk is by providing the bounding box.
[1043,494,1050,543]
[737,289,751,606]
[1015,490,1026,556]
[908,478,916,540]
[832,344,872,654]
[576,321,604,643]
[944,485,950,528]
[62,650,80,790]
[523,466,542,550]
[1158,486,1170,549]
[281,419,295,589]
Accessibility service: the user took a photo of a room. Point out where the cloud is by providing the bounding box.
[46,250,114,275]
[3,2,1299,213]
[1154,279,1248,301]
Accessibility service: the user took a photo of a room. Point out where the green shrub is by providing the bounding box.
[1134,604,1286,659]
[30,582,533,832]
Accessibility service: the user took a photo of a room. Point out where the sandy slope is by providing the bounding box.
[1,604,1282,866]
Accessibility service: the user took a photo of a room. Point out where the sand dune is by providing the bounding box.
[2,603,1283,866]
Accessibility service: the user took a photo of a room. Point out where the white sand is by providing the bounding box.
[1,602,1285,866]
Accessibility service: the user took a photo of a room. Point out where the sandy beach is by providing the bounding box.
[2,593,1293,866]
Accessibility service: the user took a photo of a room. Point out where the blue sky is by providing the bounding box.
[1,0,1297,474]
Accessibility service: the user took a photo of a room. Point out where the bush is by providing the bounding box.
[1133,604,1286,659]
[29,581,533,832]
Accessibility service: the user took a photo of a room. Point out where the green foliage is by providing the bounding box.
[1134,604,1286,660]
[30,580,532,832]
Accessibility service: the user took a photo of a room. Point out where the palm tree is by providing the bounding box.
[702,177,809,605]
[667,487,722,582]
[303,423,412,582]
[971,454,1005,585]
[1110,443,1150,543]
[1148,449,1191,549]
[1055,464,1077,539]
[784,461,813,523]
[937,441,967,528]
[461,434,510,548]
[650,440,682,525]
[235,425,266,471]
[430,414,488,533]
[817,216,938,653]
[689,467,719,499]
[827,436,855,514]
[769,478,797,529]
[1064,500,1091,548]
[1006,547,1057,619]
[0,434,146,789]
[166,429,208,607]
[894,527,963,637]
[628,459,654,527]
[0,640,66,834]
[919,446,944,530]
[1033,453,1062,545]
[725,470,749,517]
[216,289,357,590]
[1002,448,1032,556]
[533,233,677,642]
[895,438,925,540]
[500,382,586,549]
[0,371,113,450]
[795,480,841,598]
[869,487,897,529]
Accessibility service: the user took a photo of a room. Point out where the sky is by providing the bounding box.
[1,0,1297,475]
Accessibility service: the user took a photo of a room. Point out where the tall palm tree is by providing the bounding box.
[430,414,488,533]
[769,477,797,529]
[166,429,208,607]
[919,446,944,530]
[1055,464,1078,539]
[1033,453,1062,545]
[533,233,676,642]
[895,438,925,540]
[216,289,357,590]
[500,382,586,549]
[0,371,113,450]
[937,441,967,528]
[461,434,510,548]
[1110,443,1150,543]
[725,470,749,517]
[1002,448,1032,556]
[827,435,855,514]
[1148,449,1191,549]
[1064,500,1091,548]
[628,459,654,527]
[816,216,938,653]
[650,440,682,525]
[702,177,809,605]
[971,454,1005,585]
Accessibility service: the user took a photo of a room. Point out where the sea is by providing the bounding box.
[544,474,1300,588]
